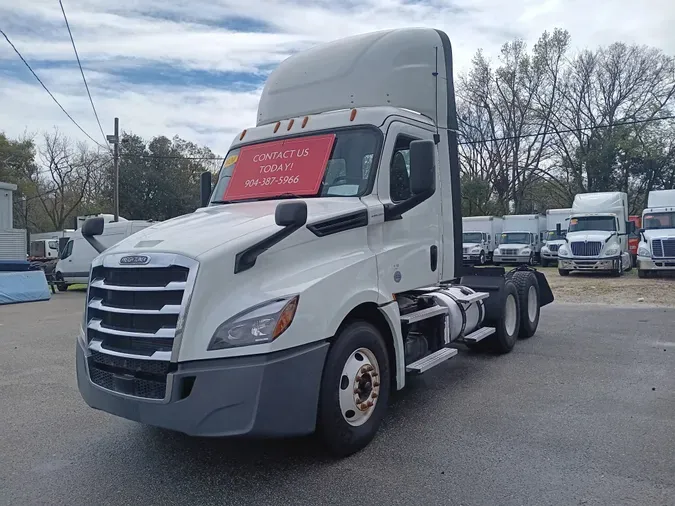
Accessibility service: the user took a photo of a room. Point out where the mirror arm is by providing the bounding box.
[383,188,435,222]
[84,236,107,254]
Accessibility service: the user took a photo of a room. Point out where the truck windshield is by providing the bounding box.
[211,128,380,203]
[545,230,566,241]
[463,232,482,243]
[501,233,530,244]
[643,212,675,229]
[568,216,616,232]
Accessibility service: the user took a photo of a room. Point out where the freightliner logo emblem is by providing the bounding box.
[119,254,150,265]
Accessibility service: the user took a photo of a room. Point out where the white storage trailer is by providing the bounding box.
[540,208,571,267]
[75,28,555,457]
[461,216,503,265]
[636,189,675,278]
[493,214,546,266]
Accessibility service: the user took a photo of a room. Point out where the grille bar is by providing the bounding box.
[88,298,181,315]
[652,238,675,258]
[90,279,187,292]
[88,319,176,339]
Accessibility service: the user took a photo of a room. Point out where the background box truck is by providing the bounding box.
[461,216,503,265]
[493,214,546,266]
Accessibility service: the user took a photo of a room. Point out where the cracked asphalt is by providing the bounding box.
[1,292,673,506]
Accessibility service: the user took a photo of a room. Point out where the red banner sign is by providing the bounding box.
[223,134,336,201]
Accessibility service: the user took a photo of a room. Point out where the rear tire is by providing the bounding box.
[511,271,540,338]
[317,321,391,457]
[487,281,521,354]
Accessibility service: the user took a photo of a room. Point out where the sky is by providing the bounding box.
[1,0,674,157]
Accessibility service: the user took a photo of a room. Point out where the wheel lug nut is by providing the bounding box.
[371,393,378,399]
[373,382,380,387]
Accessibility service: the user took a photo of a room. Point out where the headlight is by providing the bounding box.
[638,246,650,257]
[558,245,570,257]
[603,246,619,256]
[208,296,299,350]
[471,247,481,253]
[520,248,531,255]
[541,246,549,253]
[493,249,500,255]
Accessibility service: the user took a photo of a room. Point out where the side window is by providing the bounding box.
[389,135,416,203]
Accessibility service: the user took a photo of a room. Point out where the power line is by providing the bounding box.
[0,27,108,150]
[457,114,675,145]
[58,0,109,151]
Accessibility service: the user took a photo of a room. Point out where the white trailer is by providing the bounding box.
[636,189,675,278]
[461,216,503,265]
[557,192,633,276]
[493,214,546,266]
[74,28,554,457]
[540,208,572,267]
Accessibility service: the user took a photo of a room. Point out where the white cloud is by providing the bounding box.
[1,0,673,155]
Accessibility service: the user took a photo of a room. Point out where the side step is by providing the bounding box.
[400,305,448,324]
[463,326,495,343]
[406,347,458,374]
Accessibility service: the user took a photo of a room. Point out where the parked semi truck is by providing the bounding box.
[493,214,546,266]
[557,192,634,276]
[636,189,675,278]
[75,28,554,457]
[628,215,641,268]
[461,216,503,265]
[540,208,571,267]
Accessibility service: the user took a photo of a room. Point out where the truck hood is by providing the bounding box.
[543,240,565,247]
[566,231,616,243]
[463,242,481,249]
[103,197,367,258]
[643,229,675,241]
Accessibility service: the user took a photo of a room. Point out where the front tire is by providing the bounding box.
[317,321,391,457]
[511,271,540,338]
[638,269,648,279]
[558,269,570,277]
[540,258,549,268]
[479,251,486,265]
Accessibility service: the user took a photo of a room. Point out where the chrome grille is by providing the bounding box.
[501,248,518,255]
[548,244,559,252]
[570,241,602,256]
[85,253,198,400]
[652,239,675,258]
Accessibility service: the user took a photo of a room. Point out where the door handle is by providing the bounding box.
[430,245,438,272]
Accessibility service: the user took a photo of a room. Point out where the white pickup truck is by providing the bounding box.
[75,28,554,457]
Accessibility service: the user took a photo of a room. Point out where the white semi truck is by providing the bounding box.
[75,28,554,457]
[557,192,634,276]
[461,216,503,265]
[493,214,546,266]
[540,208,571,267]
[636,189,675,278]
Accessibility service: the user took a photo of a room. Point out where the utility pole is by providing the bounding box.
[107,117,120,222]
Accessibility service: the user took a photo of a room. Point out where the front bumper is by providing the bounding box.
[76,339,329,437]
[637,257,675,271]
[558,256,620,271]
[463,253,483,262]
[541,252,558,260]
[493,255,530,264]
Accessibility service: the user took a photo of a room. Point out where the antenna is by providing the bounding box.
[432,46,441,145]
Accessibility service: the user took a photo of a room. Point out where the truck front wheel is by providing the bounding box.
[317,321,391,457]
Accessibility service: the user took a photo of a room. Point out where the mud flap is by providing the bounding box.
[459,267,507,324]
[504,265,554,308]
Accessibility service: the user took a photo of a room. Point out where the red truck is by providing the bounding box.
[628,215,641,267]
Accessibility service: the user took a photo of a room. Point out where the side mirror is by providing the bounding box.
[626,221,636,234]
[82,217,104,237]
[275,200,307,228]
[409,139,435,195]
[81,217,106,254]
[556,223,562,235]
[200,171,212,208]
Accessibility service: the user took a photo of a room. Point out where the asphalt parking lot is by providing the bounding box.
[1,292,674,506]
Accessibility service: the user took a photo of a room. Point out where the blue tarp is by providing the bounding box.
[0,270,51,305]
